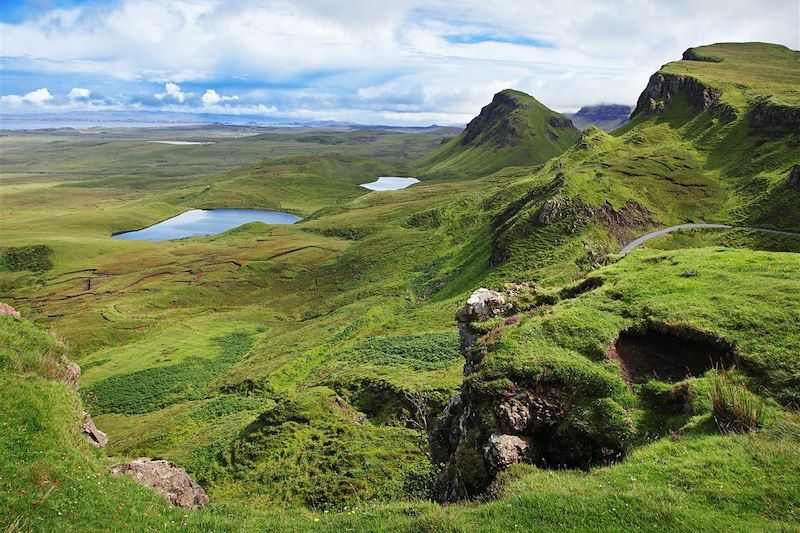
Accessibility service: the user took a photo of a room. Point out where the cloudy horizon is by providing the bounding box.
[1,0,798,126]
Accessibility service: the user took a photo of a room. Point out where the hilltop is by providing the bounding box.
[415,89,581,176]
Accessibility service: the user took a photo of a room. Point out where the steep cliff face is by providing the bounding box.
[429,288,633,502]
[631,72,736,122]
[750,99,800,130]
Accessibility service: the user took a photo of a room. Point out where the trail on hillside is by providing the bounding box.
[620,223,800,255]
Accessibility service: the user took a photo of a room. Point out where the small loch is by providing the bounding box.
[147,141,215,145]
[113,209,301,241]
[360,177,420,191]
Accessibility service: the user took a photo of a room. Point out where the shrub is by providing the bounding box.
[0,245,53,272]
[341,332,460,371]
[82,331,253,414]
[709,372,764,433]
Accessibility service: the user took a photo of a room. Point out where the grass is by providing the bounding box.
[661,43,800,109]
[2,315,799,531]
[710,371,765,434]
[82,331,254,414]
[1,42,800,531]
[339,332,461,371]
[0,244,53,272]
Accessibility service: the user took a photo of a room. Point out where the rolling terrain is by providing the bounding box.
[1,42,799,531]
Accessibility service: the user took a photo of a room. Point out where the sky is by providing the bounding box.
[0,0,798,126]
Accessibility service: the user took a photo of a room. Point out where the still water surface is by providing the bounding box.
[113,209,301,241]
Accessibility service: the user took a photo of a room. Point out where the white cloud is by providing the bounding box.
[155,82,186,102]
[67,87,91,100]
[201,89,239,105]
[0,87,54,107]
[0,0,797,123]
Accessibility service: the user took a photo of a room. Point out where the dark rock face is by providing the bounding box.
[110,458,209,509]
[682,47,722,62]
[631,73,737,122]
[750,101,800,130]
[789,165,800,192]
[548,116,574,129]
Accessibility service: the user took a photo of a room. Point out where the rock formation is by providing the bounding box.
[567,104,632,131]
[110,458,209,509]
[631,72,736,122]
[82,412,108,448]
[455,288,510,373]
[483,434,533,471]
[0,302,21,319]
[60,361,81,389]
[430,287,633,502]
[750,100,800,130]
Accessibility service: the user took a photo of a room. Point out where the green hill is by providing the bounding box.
[1,42,800,532]
[415,89,581,177]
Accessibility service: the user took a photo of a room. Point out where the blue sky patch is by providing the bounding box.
[443,33,555,48]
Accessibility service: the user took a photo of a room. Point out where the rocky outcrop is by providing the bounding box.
[789,165,800,192]
[110,458,208,509]
[750,100,800,130]
[535,197,572,226]
[682,47,722,62]
[430,288,633,502]
[82,412,108,448]
[0,302,21,319]
[59,361,81,389]
[455,288,510,373]
[547,116,574,129]
[483,434,533,472]
[631,72,737,122]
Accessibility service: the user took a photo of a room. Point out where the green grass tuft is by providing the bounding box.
[710,371,764,434]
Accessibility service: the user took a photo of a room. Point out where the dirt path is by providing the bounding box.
[620,223,800,255]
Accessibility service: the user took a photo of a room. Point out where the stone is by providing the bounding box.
[82,412,108,448]
[110,458,209,509]
[536,198,563,225]
[497,397,531,433]
[455,288,510,373]
[483,434,533,472]
[60,361,81,390]
[0,302,21,319]
[455,288,509,324]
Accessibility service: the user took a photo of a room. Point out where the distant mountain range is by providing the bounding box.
[565,104,633,131]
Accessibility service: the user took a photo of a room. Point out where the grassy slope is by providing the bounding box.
[4,247,800,531]
[662,43,800,108]
[415,89,581,177]
[1,43,799,531]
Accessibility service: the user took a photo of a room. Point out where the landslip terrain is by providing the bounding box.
[1,42,799,532]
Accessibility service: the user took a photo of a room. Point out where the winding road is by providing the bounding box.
[619,223,800,255]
